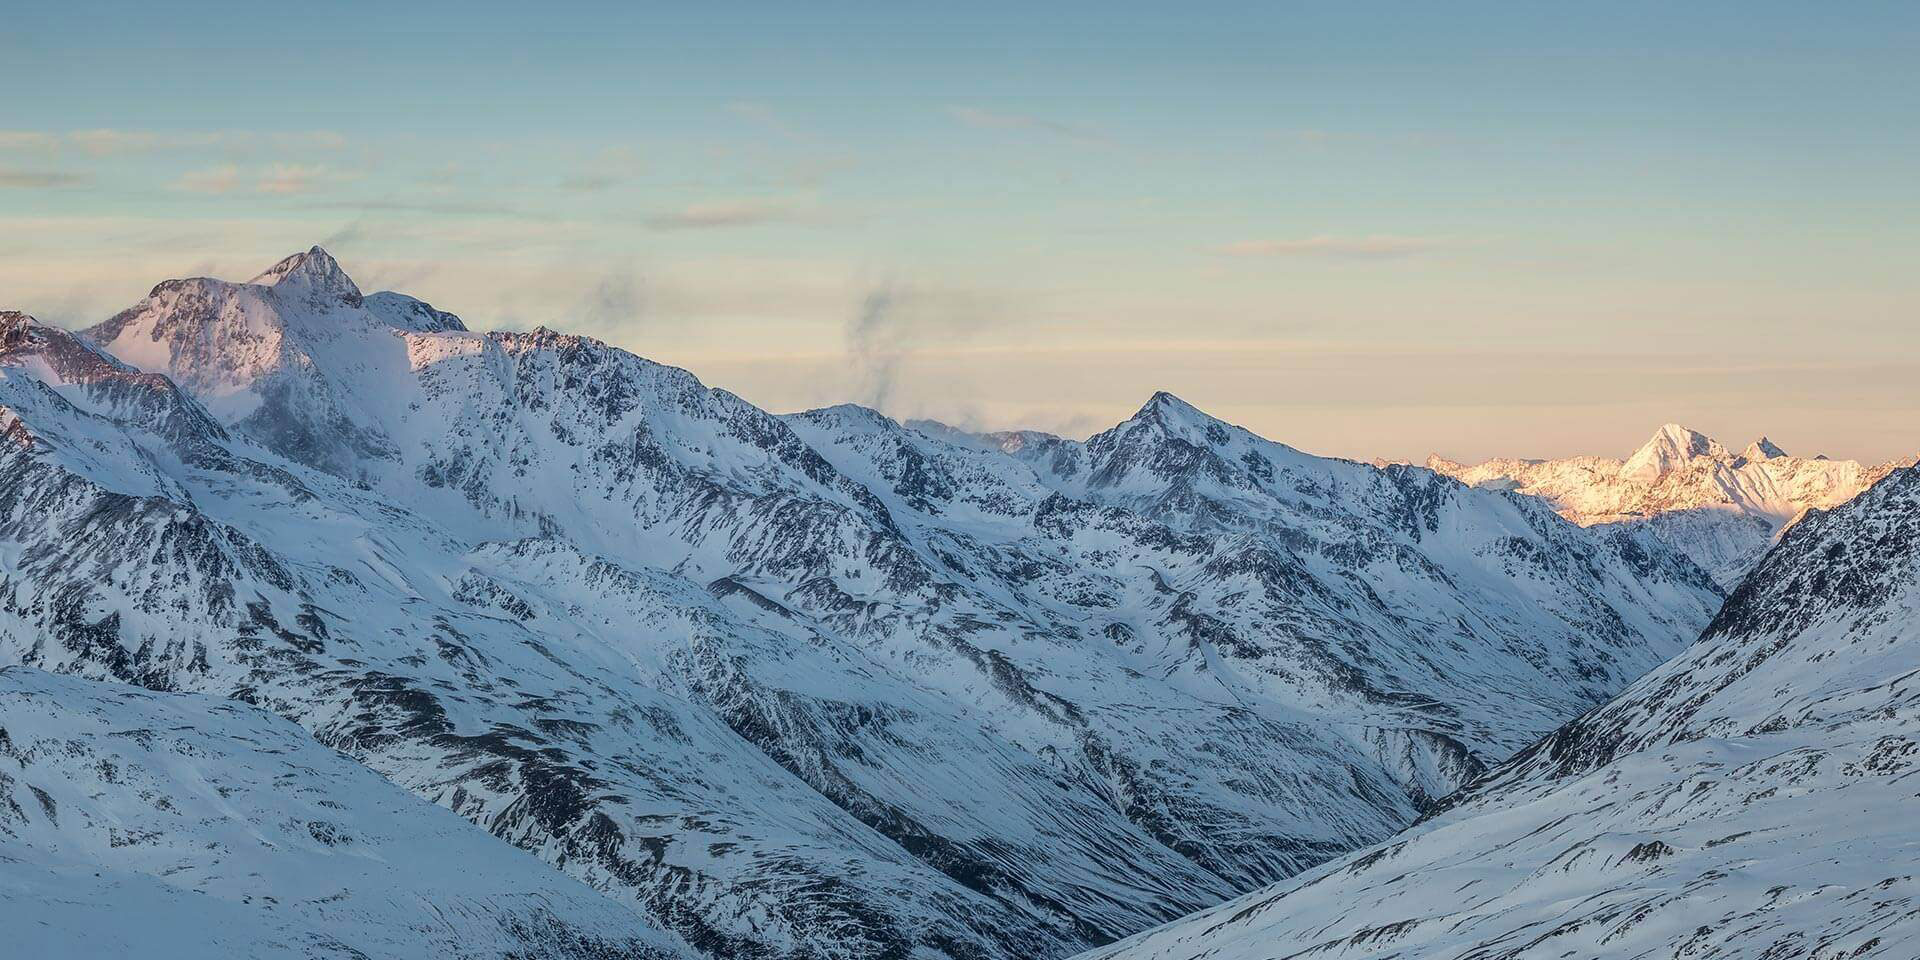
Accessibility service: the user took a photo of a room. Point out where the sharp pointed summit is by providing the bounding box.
[1133,390,1206,422]
[1742,436,1788,461]
[250,245,362,306]
[1622,422,1728,478]
[1117,391,1242,444]
[0,309,39,344]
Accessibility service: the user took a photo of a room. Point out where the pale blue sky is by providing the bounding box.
[4,3,1917,461]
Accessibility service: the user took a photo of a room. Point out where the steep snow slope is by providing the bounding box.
[0,666,687,960]
[0,250,1724,958]
[901,395,1721,767]
[1430,423,1910,587]
[1082,466,1920,960]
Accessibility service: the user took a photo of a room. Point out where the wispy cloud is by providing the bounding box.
[297,197,532,217]
[558,146,644,192]
[947,106,1110,146]
[171,162,355,195]
[646,199,802,230]
[69,129,226,156]
[172,164,241,193]
[0,132,60,153]
[725,101,814,143]
[718,103,855,187]
[558,174,619,192]
[1210,235,1445,260]
[256,163,344,195]
[0,129,349,157]
[273,131,349,151]
[0,169,89,188]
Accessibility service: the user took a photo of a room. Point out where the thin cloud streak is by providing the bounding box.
[172,165,241,194]
[0,129,350,156]
[1211,235,1446,259]
[0,169,89,188]
[947,106,1111,146]
[171,163,355,195]
[646,200,802,230]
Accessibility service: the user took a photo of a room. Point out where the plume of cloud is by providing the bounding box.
[848,285,902,411]
[573,267,649,339]
[319,219,369,252]
[843,282,1008,415]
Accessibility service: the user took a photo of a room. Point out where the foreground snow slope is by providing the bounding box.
[0,667,687,960]
[0,249,1722,958]
[1082,465,1920,960]
[1429,423,1910,587]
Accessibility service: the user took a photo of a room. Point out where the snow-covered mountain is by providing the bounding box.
[0,666,690,959]
[1080,464,1920,960]
[1429,423,1911,587]
[0,248,1723,958]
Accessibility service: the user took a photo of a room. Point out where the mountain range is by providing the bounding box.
[1082,459,1920,960]
[1430,424,1914,588]
[0,247,1729,958]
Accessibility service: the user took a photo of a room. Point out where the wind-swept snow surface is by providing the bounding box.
[0,667,690,959]
[1082,466,1920,960]
[0,250,1724,958]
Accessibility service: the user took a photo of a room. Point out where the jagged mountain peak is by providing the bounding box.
[1742,435,1788,460]
[249,244,362,305]
[0,310,43,348]
[791,401,896,431]
[1105,392,1248,451]
[2,310,142,379]
[1622,421,1729,478]
[1131,390,1211,426]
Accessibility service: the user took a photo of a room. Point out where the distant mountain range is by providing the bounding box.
[0,248,1725,959]
[1429,424,1915,587]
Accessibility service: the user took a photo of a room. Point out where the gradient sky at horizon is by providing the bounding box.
[5,2,1918,462]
